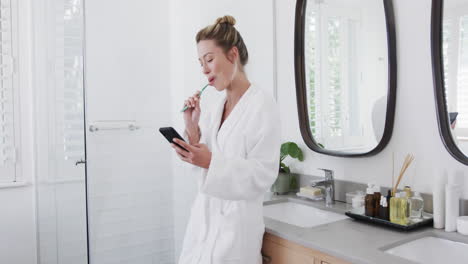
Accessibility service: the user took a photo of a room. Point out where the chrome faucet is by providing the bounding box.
[310,168,335,206]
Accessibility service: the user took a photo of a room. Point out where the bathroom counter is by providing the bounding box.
[263,193,468,264]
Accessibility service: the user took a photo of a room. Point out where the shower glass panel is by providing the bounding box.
[36,0,175,263]
[84,0,174,263]
[36,0,88,264]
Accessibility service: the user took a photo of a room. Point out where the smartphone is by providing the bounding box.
[159,127,188,152]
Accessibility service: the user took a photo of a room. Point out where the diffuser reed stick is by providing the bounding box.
[392,154,415,195]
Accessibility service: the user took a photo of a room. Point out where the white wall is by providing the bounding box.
[277,0,468,197]
[0,188,37,264]
[0,0,37,263]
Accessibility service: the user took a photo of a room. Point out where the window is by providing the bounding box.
[0,0,20,183]
[443,8,468,138]
[458,16,468,132]
[304,3,364,150]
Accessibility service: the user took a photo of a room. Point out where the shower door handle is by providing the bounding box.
[75,159,86,166]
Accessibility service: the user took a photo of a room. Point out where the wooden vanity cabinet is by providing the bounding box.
[261,233,349,264]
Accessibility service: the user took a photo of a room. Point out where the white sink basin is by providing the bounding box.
[263,201,347,228]
[385,236,468,264]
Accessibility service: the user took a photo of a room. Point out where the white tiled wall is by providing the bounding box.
[86,130,174,264]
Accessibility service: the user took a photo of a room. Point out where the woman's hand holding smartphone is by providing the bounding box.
[159,127,211,169]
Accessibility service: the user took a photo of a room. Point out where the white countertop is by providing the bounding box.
[263,193,468,264]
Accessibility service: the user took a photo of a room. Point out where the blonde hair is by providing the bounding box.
[196,15,249,66]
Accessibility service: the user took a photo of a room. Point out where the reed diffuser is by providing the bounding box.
[388,154,415,225]
[392,154,415,196]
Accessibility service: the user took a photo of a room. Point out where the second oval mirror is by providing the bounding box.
[431,0,468,165]
[295,0,396,156]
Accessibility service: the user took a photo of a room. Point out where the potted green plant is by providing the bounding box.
[271,142,304,194]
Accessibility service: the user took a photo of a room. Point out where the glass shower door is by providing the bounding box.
[35,0,88,263]
[36,0,175,263]
[84,0,175,262]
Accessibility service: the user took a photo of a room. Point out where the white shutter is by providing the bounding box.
[50,0,85,181]
[457,15,468,130]
[442,19,453,107]
[305,6,322,141]
[0,0,18,183]
[325,16,343,139]
[305,2,370,150]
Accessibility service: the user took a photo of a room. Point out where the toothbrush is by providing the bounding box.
[180,84,209,112]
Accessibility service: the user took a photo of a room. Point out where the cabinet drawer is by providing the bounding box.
[262,238,314,264]
[262,233,350,264]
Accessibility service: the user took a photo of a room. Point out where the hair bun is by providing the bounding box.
[215,15,236,26]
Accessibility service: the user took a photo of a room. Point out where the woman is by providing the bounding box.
[171,15,281,264]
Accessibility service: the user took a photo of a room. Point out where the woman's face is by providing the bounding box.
[197,40,237,91]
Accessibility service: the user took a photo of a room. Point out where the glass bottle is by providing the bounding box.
[389,192,399,223]
[379,196,389,221]
[390,192,409,225]
[386,189,392,219]
[365,184,376,217]
[374,191,381,217]
[409,191,424,221]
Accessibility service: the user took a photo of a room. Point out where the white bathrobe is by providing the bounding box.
[178,85,281,264]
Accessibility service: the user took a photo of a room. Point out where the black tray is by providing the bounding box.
[345,211,433,231]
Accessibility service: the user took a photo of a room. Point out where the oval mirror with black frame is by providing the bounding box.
[432,0,468,165]
[294,0,397,157]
